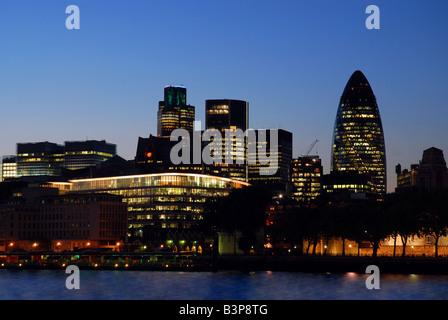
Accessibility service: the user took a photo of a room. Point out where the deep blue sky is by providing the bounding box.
[1,0,448,193]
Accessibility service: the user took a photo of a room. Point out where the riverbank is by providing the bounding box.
[2,251,448,275]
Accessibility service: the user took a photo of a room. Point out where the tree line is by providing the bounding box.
[201,187,448,258]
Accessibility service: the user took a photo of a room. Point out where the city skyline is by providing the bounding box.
[1,1,448,194]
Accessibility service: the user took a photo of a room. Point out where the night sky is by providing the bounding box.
[1,0,448,193]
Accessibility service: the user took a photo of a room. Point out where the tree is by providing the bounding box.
[201,186,271,254]
[420,190,448,257]
[354,199,392,257]
[386,190,423,257]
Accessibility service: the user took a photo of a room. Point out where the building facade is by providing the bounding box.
[64,140,116,171]
[331,70,387,197]
[1,156,17,182]
[50,173,250,237]
[16,142,64,177]
[0,188,128,252]
[248,129,293,195]
[157,86,195,138]
[291,155,322,203]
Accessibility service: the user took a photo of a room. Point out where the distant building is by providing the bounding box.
[0,187,128,252]
[205,99,249,132]
[205,99,249,182]
[418,147,448,191]
[248,129,293,195]
[1,156,17,182]
[16,142,64,177]
[397,147,448,192]
[322,171,373,201]
[64,140,116,171]
[395,163,419,192]
[49,173,250,241]
[331,70,387,197]
[157,86,195,138]
[291,155,322,203]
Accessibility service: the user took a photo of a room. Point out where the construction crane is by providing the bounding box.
[302,140,319,156]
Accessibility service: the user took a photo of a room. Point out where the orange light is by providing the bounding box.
[146,152,153,158]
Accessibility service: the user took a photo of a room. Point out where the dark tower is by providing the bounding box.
[331,70,387,196]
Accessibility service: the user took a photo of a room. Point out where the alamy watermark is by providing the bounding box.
[169,124,279,176]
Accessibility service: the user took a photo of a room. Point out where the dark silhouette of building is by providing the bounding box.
[205,99,249,132]
[418,147,448,190]
[248,129,293,195]
[396,147,448,192]
[331,70,387,197]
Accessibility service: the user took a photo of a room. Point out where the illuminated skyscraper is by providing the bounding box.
[157,86,195,138]
[331,70,387,196]
[291,155,322,203]
[205,99,249,182]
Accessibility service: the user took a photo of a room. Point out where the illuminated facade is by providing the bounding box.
[16,142,64,177]
[1,156,17,182]
[291,155,322,203]
[331,70,386,196]
[205,99,249,182]
[64,140,116,171]
[50,173,250,235]
[157,86,195,138]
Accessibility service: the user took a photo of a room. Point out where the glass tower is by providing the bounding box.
[331,70,387,196]
[157,86,195,138]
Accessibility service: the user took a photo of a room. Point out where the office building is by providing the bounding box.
[64,140,116,171]
[248,129,293,194]
[50,173,250,239]
[291,155,322,203]
[205,99,249,182]
[16,142,64,177]
[1,156,17,182]
[322,171,373,201]
[331,70,387,196]
[157,86,195,138]
[205,99,249,132]
[0,187,128,252]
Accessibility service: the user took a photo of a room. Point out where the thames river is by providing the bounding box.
[0,269,447,300]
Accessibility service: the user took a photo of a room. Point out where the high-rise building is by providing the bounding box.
[1,156,17,182]
[205,99,248,132]
[291,155,322,203]
[157,86,195,138]
[331,70,387,196]
[16,142,65,177]
[205,99,249,182]
[248,129,293,194]
[64,140,116,171]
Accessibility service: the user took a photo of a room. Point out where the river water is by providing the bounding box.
[0,269,447,300]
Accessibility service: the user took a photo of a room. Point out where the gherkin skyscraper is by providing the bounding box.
[331,70,387,196]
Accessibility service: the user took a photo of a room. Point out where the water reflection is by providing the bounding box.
[0,269,447,300]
